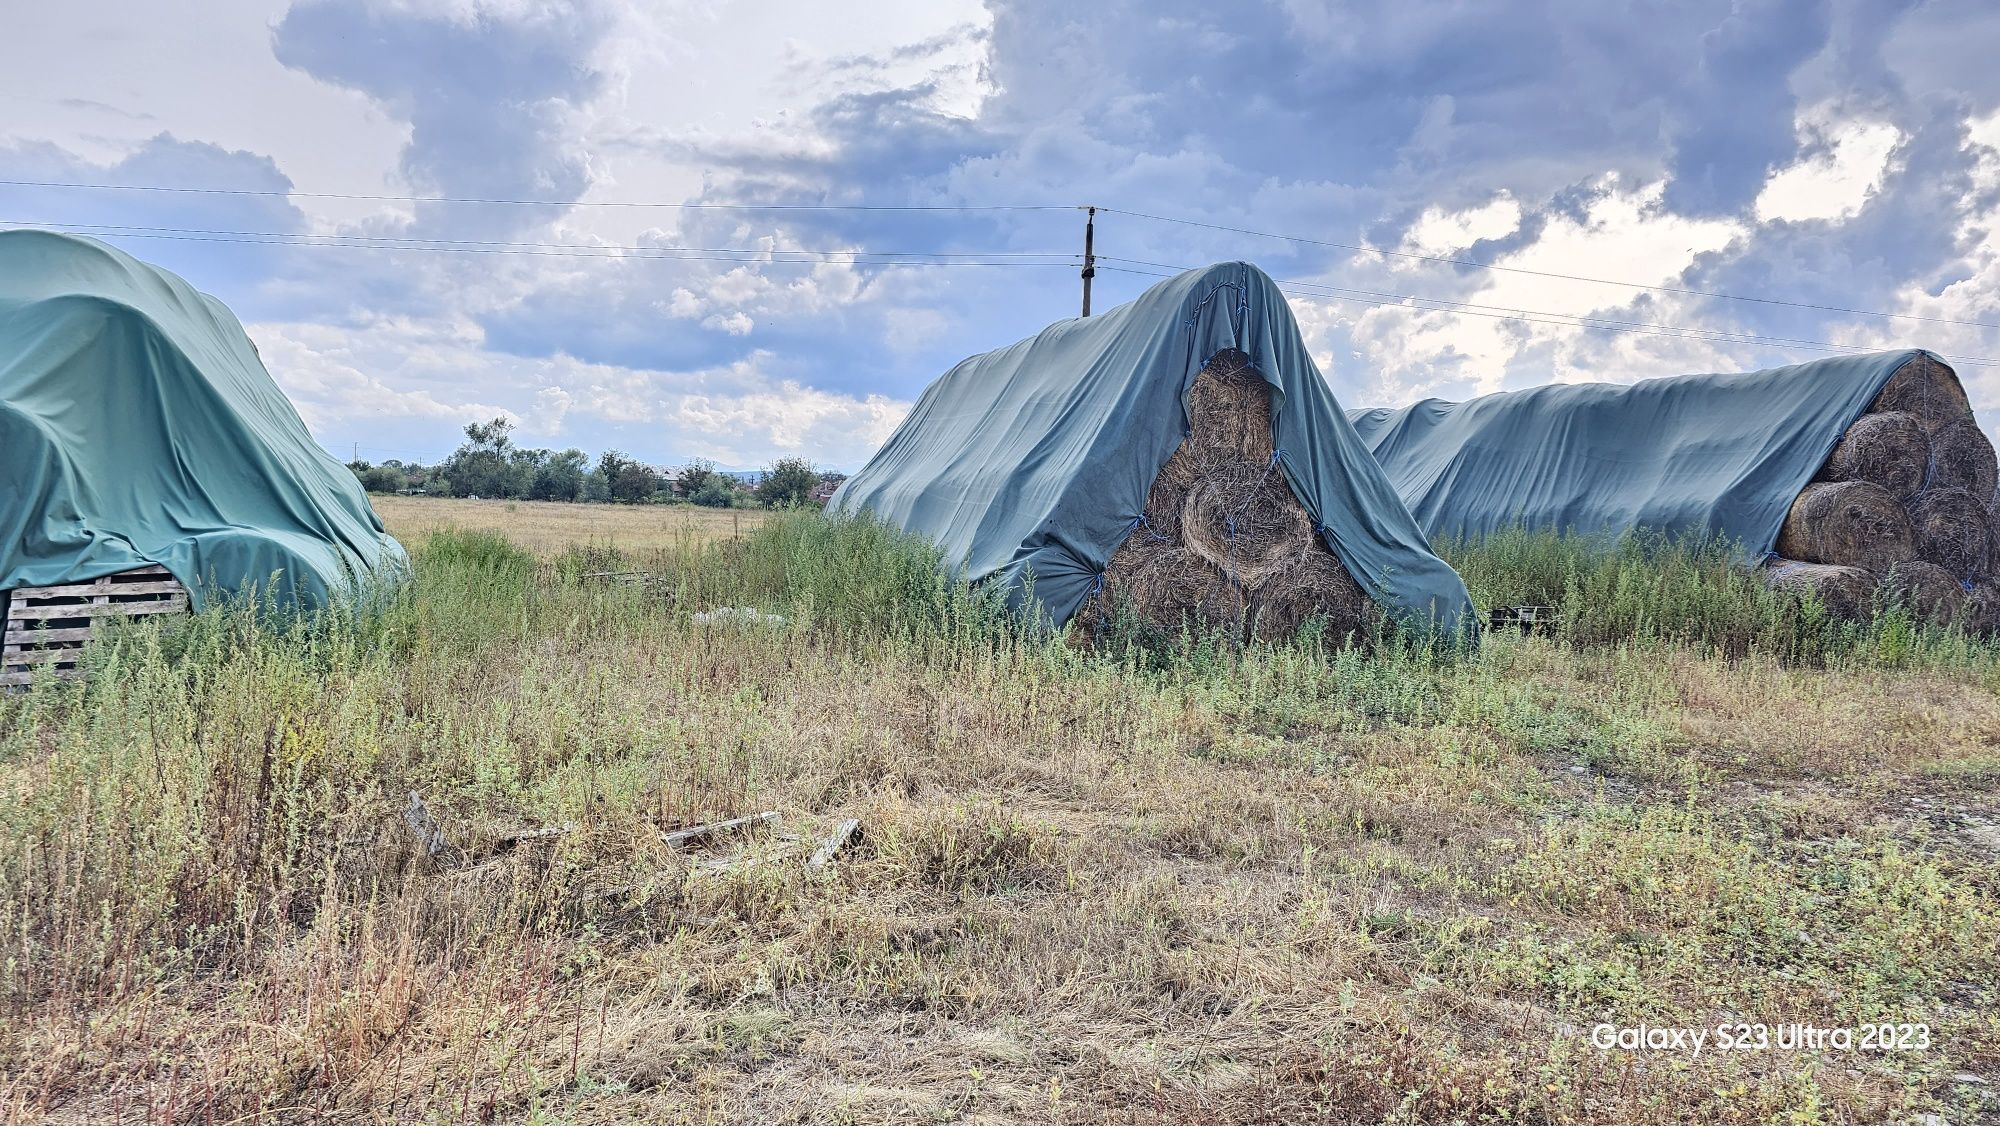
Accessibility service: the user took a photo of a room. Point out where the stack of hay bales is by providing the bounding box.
[1767,354,2000,632]
[1078,350,1382,644]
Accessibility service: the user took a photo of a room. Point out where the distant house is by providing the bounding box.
[810,475,846,506]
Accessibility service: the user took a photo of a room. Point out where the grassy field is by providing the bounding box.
[371,494,769,555]
[2,502,1998,1123]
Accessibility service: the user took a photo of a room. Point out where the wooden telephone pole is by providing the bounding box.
[1080,206,1097,317]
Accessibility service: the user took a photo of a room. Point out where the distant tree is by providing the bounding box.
[441,417,522,498]
[361,465,405,493]
[756,457,818,508]
[678,457,718,497]
[690,478,735,508]
[597,450,661,504]
[581,468,612,503]
[529,448,588,501]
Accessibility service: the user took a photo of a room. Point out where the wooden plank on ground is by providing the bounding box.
[1,647,80,666]
[806,818,861,869]
[0,668,83,687]
[662,811,782,850]
[4,626,95,645]
[13,580,186,599]
[5,597,187,621]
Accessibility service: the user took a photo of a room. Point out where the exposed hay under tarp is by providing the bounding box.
[1929,417,2000,499]
[1776,481,1915,574]
[1909,487,1994,580]
[829,262,1474,639]
[1763,559,1879,621]
[1818,410,1929,501]
[1883,560,1967,627]
[1348,348,1999,635]
[1077,351,1381,645]
[1771,354,1997,631]
[1179,463,1314,586]
[1871,352,1972,433]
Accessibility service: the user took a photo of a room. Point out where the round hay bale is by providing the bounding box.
[1248,549,1377,644]
[1775,481,1916,573]
[1882,560,1967,627]
[1180,463,1314,585]
[1817,411,1928,501]
[1185,351,1275,465]
[1761,558,1877,621]
[1909,486,1994,579]
[1114,545,1246,634]
[1963,578,2000,636]
[1144,441,1218,542]
[1870,354,1971,433]
[1926,417,1999,500]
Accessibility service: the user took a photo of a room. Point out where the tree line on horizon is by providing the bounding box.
[345,417,841,509]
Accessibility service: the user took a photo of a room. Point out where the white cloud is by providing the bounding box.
[1344,177,1742,398]
[250,316,910,467]
[1754,110,1902,224]
[701,311,754,335]
[1400,194,1522,257]
[1821,110,2000,433]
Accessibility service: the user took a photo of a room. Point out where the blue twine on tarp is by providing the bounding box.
[1085,572,1106,598]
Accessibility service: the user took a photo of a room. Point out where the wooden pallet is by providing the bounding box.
[1486,604,1558,634]
[2,566,188,687]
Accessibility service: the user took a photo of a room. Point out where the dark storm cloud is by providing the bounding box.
[272,0,615,235]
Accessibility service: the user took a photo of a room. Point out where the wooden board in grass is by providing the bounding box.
[2,566,189,687]
[1762,559,1878,621]
[1775,480,1915,573]
[1817,410,1929,501]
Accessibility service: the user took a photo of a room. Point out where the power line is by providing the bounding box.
[13,219,1078,261]
[1097,262,1999,369]
[1095,205,2000,332]
[9,177,1988,331]
[0,178,1071,212]
[27,214,1986,366]
[1103,255,1986,360]
[6,221,1076,267]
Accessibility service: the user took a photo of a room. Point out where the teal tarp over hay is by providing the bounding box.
[831,262,1475,638]
[1347,351,2000,629]
[0,230,407,610]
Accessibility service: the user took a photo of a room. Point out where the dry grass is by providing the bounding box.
[1,517,1997,1124]
[372,495,770,555]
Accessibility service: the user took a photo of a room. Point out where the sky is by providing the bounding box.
[4,0,1999,471]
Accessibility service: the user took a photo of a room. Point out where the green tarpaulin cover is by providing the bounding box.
[1346,350,1929,558]
[830,262,1475,635]
[1,230,406,610]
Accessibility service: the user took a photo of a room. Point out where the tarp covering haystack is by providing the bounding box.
[1348,351,1999,631]
[0,230,406,611]
[830,262,1475,643]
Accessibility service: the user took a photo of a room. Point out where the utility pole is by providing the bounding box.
[352,442,358,464]
[1080,206,1096,317]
